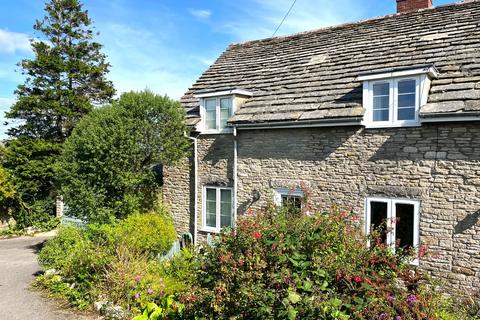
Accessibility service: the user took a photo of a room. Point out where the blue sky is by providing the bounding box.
[0,0,455,138]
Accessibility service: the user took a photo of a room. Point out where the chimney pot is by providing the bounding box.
[396,0,433,13]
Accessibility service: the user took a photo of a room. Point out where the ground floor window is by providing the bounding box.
[365,197,420,263]
[274,188,303,212]
[203,186,233,232]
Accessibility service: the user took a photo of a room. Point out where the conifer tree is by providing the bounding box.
[3,0,114,227]
[7,0,115,140]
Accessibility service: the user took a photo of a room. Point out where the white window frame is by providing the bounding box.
[363,76,422,128]
[199,96,234,134]
[273,188,304,207]
[202,186,234,233]
[365,197,420,265]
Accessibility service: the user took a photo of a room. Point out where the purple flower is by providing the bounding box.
[134,275,142,282]
[147,288,154,295]
[387,295,396,302]
[395,316,402,320]
[135,293,140,299]
[379,312,388,320]
[406,294,417,306]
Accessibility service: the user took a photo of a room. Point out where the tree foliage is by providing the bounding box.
[3,0,114,227]
[6,0,115,140]
[57,91,190,223]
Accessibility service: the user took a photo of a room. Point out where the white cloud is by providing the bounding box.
[0,97,15,110]
[0,29,31,54]
[189,9,212,20]
[98,23,202,99]
[220,0,367,41]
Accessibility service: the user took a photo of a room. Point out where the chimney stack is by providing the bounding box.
[396,0,433,13]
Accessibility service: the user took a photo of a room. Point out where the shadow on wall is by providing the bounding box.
[202,135,235,165]
[454,210,480,234]
[237,127,358,161]
[369,123,480,161]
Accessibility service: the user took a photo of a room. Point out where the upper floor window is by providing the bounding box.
[359,65,438,128]
[370,77,419,126]
[195,89,253,134]
[204,96,233,131]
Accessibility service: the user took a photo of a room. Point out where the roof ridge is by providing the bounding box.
[229,0,477,48]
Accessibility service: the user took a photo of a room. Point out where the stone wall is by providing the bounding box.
[164,122,480,292]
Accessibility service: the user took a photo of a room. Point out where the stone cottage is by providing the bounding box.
[164,0,480,292]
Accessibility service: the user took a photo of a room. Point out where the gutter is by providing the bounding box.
[420,113,480,123]
[188,135,199,245]
[231,117,363,130]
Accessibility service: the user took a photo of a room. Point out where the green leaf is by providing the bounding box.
[287,306,298,320]
[288,291,301,304]
[147,302,159,313]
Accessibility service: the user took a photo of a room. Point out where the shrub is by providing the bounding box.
[99,246,191,314]
[112,210,177,256]
[37,207,183,315]
[57,91,190,223]
[181,204,461,320]
[38,225,112,306]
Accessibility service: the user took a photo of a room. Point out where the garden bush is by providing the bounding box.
[112,209,177,256]
[180,203,469,320]
[36,210,185,317]
[38,225,112,307]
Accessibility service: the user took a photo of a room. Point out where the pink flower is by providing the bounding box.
[147,288,154,295]
[134,275,142,282]
[419,244,428,258]
[252,231,262,240]
[219,255,226,263]
[353,276,363,283]
[135,293,140,299]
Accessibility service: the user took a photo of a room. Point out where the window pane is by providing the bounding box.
[370,201,388,244]
[395,203,415,249]
[373,83,389,96]
[373,109,389,122]
[398,93,416,107]
[220,189,232,227]
[206,188,217,228]
[219,98,232,130]
[373,96,389,110]
[205,99,217,130]
[373,83,390,122]
[397,107,415,121]
[281,195,302,213]
[398,80,416,94]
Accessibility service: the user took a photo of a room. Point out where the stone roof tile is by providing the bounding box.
[182,1,480,124]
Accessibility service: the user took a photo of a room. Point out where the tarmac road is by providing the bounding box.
[0,236,98,320]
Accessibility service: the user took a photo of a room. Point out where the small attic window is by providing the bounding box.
[204,96,233,131]
[195,89,253,134]
[358,66,438,128]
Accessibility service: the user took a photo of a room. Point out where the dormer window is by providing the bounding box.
[195,89,253,134]
[204,96,233,131]
[359,66,438,128]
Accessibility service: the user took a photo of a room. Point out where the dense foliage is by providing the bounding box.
[36,210,185,314]
[179,204,476,320]
[3,0,114,228]
[7,0,114,140]
[57,91,190,223]
[2,139,61,229]
[112,211,177,255]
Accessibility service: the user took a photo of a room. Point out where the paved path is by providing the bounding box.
[0,236,98,320]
